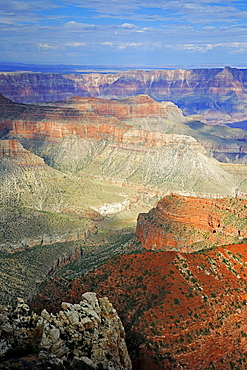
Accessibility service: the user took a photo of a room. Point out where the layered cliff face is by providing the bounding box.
[135,194,247,251]
[0,67,245,102]
[50,94,187,123]
[0,93,240,196]
[44,94,247,164]
[0,88,246,165]
[0,294,132,370]
[2,91,247,166]
[2,67,247,124]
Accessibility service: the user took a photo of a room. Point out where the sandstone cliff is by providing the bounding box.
[51,94,187,123]
[44,94,247,164]
[0,293,132,369]
[135,194,247,251]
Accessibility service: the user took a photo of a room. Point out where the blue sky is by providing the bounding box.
[1,0,247,68]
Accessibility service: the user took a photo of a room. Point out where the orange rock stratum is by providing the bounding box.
[136,194,247,252]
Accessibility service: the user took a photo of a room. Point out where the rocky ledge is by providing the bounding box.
[0,293,132,369]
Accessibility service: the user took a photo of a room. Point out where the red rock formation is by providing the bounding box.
[0,93,185,142]
[31,243,247,370]
[0,139,24,158]
[2,67,246,103]
[135,194,247,251]
[0,94,200,149]
[62,94,184,121]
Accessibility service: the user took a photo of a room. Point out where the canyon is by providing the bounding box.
[0,93,245,195]
[1,67,247,125]
[1,68,247,369]
[1,89,247,304]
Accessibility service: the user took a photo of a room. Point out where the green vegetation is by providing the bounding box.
[0,205,90,248]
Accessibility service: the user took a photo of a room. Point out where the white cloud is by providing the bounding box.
[182,44,214,52]
[101,42,113,46]
[121,23,136,29]
[118,42,142,49]
[64,42,86,47]
[62,0,247,25]
[37,43,58,50]
[64,21,99,30]
[164,41,247,54]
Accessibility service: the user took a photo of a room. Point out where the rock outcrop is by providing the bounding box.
[0,293,132,370]
[135,194,247,251]
[51,94,188,123]
[43,94,247,165]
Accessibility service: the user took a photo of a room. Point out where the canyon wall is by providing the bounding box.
[0,94,239,197]
[2,92,247,166]
[1,67,247,124]
[1,67,247,103]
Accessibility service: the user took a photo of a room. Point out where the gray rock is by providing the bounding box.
[0,294,132,369]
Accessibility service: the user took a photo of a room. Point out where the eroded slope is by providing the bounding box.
[32,244,247,370]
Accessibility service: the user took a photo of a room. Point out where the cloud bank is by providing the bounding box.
[1,0,247,66]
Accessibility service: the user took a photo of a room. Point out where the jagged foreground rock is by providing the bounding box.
[0,293,132,369]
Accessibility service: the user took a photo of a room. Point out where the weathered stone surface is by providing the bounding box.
[59,244,247,370]
[0,293,132,369]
